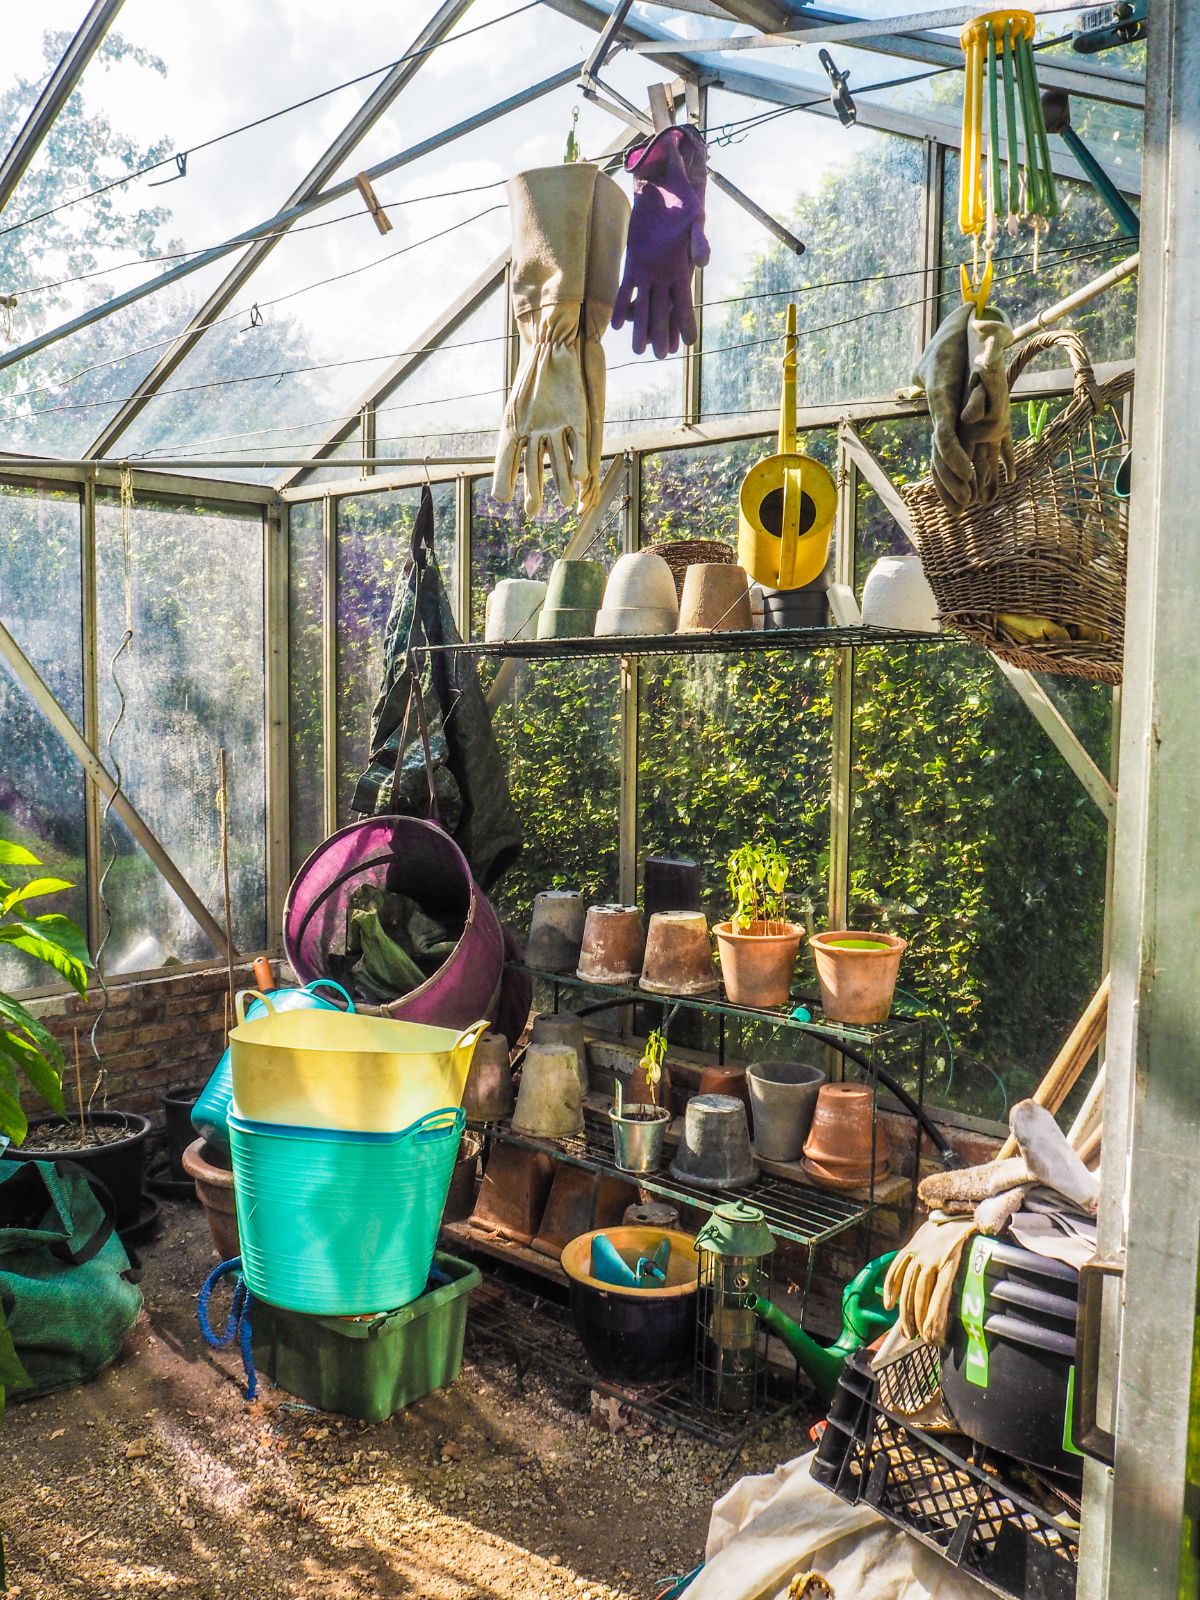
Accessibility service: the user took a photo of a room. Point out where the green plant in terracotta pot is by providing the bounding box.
[714,841,805,1009]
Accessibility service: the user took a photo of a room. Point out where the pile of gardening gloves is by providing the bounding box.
[493,125,709,516]
[876,1098,1098,1363]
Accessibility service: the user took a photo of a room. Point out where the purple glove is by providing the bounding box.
[612,124,710,360]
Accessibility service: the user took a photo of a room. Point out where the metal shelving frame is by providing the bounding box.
[413,624,953,660]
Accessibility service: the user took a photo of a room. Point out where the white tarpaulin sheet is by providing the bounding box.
[685,1450,994,1600]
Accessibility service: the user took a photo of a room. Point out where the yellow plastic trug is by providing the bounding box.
[229,989,488,1133]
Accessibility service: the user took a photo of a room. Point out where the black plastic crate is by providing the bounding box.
[812,1347,1079,1600]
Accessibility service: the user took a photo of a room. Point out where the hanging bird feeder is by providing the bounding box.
[959,9,1057,287]
[737,304,838,592]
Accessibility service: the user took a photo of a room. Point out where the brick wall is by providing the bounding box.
[23,963,266,1122]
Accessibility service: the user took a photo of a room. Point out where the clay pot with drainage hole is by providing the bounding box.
[532,1164,637,1258]
[530,1012,589,1096]
[526,889,587,972]
[594,551,679,637]
[461,1030,514,1123]
[746,1059,826,1163]
[640,911,717,997]
[670,1094,758,1190]
[802,1082,890,1191]
[512,1044,584,1139]
[697,1063,750,1111]
[677,563,754,633]
[810,930,907,1024]
[537,559,606,640]
[714,919,805,1009]
[577,904,645,984]
[484,578,547,643]
[624,1200,680,1230]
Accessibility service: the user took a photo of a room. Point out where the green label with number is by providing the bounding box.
[961,1236,996,1388]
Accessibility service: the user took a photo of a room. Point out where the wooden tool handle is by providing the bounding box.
[996,972,1110,1160]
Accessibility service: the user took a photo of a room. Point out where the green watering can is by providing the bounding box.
[746,1251,897,1403]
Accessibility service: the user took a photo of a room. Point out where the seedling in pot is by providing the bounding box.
[639,1028,668,1109]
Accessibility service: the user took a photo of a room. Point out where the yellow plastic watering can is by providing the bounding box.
[229,989,489,1133]
[738,303,838,591]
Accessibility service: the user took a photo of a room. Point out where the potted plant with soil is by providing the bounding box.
[0,845,150,1232]
[609,1030,671,1174]
[714,840,805,1008]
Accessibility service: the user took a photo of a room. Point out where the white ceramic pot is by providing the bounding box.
[484,578,548,643]
[860,556,939,632]
[594,552,678,637]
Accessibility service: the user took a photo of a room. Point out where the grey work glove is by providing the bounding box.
[579,172,629,513]
[910,301,975,512]
[493,165,598,516]
[959,308,1017,506]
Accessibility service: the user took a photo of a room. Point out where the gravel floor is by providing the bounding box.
[0,1202,811,1599]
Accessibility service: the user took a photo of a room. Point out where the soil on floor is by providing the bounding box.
[0,1202,816,1599]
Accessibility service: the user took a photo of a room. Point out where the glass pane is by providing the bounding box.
[335,485,456,825]
[939,156,1137,361]
[374,289,506,463]
[288,500,325,876]
[95,493,266,971]
[0,483,87,990]
[701,99,926,418]
[487,660,622,927]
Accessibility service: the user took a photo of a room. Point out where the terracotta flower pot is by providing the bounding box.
[470,1143,554,1246]
[512,1044,585,1139]
[182,1136,240,1260]
[595,551,679,637]
[526,889,587,972]
[531,1012,589,1096]
[697,1062,750,1111]
[532,1163,637,1258]
[622,1055,673,1110]
[640,911,717,996]
[810,930,907,1024]
[669,1093,758,1190]
[442,1131,484,1223]
[677,563,753,633]
[484,578,547,642]
[538,559,606,639]
[801,1082,890,1190]
[714,920,805,1009]
[642,854,702,922]
[461,1030,515,1122]
[577,904,645,984]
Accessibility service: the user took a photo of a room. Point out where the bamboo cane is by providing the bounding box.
[997,972,1110,1160]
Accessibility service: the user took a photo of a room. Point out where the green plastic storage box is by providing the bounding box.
[251,1251,481,1422]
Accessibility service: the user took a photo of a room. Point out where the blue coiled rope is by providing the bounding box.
[197,1256,257,1400]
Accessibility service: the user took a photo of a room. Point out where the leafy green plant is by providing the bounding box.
[638,1028,668,1107]
[0,842,90,1144]
[726,840,794,934]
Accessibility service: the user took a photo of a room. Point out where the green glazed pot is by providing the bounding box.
[538,559,606,639]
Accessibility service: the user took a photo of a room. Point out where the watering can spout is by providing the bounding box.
[747,1252,898,1403]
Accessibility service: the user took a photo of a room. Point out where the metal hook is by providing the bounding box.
[819,50,856,128]
[149,152,188,187]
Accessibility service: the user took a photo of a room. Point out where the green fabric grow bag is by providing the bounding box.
[229,1107,464,1315]
[252,1251,481,1421]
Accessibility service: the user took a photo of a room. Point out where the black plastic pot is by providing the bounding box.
[566,1277,696,1383]
[4,1112,152,1231]
[163,1084,204,1182]
[941,1237,1082,1479]
[762,587,828,629]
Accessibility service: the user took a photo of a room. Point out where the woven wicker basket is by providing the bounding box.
[901,329,1133,683]
[643,537,735,599]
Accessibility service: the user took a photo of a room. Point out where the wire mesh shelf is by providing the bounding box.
[511,963,926,1051]
[467,1265,798,1453]
[414,624,952,660]
[479,1117,872,1251]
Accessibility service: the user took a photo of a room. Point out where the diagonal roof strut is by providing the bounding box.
[88,0,475,459]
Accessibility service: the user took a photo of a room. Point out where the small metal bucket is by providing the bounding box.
[609,1105,671,1174]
